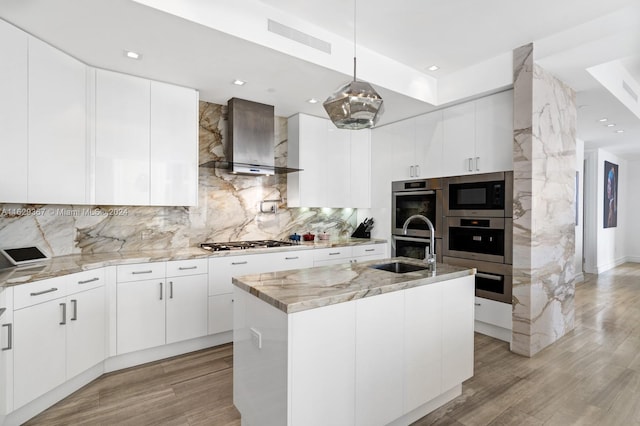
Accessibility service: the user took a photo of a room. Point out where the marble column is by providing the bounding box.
[511,43,577,357]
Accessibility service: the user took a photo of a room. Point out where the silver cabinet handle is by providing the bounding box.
[285,256,299,260]
[2,323,12,351]
[475,303,481,306]
[415,164,421,176]
[475,156,480,171]
[30,287,58,296]
[78,277,100,284]
[409,165,415,177]
[59,303,67,325]
[231,261,248,265]
[476,272,503,281]
[328,252,341,256]
[159,282,163,300]
[132,270,153,275]
[170,281,174,299]
[467,158,473,172]
[71,299,78,321]
[178,266,197,270]
[365,248,375,252]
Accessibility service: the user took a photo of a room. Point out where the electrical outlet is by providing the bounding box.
[250,327,262,349]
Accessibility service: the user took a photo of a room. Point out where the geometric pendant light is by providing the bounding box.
[323,0,384,129]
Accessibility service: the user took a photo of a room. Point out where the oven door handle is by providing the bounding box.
[476,272,503,281]
[394,190,436,197]
[393,236,435,243]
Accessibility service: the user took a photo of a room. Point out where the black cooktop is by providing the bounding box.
[200,240,295,251]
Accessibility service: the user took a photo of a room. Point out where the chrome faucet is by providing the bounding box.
[402,214,436,272]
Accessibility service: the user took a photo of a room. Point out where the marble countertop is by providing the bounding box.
[0,238,386,288]
[232,257,476,314]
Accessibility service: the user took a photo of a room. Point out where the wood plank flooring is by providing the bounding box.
[26,263,640,425]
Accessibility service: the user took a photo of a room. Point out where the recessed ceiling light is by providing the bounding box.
[427,65,440,71]
[598,117,608,122]
[232,79,246,86]
[615,129,625,133]
[124,50,141,60]
[606,123,616,127]
[307,98,319,104]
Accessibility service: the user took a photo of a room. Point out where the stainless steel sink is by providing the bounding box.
[370,262,428,274]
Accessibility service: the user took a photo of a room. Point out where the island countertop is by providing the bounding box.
[232,257,476,314]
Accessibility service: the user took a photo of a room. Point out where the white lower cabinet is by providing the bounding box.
[313,244,385,267]
[165,274,208,344]
[355,291,404,426]
[0,287,13,421]
[117,260,208,354]
[208,293,234,336]
[12,271,106,410]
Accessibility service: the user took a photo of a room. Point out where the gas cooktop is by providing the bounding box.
[200,240,295,251]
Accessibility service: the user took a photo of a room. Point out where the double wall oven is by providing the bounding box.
[391,178,443,263]
[443,171,513,304]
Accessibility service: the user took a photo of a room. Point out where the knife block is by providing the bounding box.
[351,222,371,238]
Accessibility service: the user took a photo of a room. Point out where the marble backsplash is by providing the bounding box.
[0,101,356,256]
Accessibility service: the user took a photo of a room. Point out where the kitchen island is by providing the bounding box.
[232,257,475,426]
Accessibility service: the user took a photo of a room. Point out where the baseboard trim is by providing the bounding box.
[475,320,512,343]
[389,384,462,426]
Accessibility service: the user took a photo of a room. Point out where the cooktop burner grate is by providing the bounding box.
[200,240,295,251]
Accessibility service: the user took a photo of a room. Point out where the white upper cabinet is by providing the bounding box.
[474,90,513,173]
[0,20,28,203]
[442,90,513,176]
[150,81,198,206]
[95,70,198,206]
[288,113,371,208]
[415,110,444,179]
[389,118,417,181]
[28,37,88,204]
[95,69,151,205]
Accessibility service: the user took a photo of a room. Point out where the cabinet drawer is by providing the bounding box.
[474,297,512,329]
[313,247,353,263]
[67,268,105,294]
[166,258,208,277]
[352,244,385,258]
[14,276,67,309]
[261,250,314,273]
[117,262,165,282]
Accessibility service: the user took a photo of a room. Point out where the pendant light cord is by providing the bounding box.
[353,0,357,82]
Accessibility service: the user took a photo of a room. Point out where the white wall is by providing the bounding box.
[625,159,640,262]
[585,148,627,273]
[575,139,584,281]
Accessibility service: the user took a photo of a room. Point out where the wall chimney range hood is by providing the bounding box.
[200,98,302,175]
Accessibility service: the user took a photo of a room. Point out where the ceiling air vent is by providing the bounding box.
[267,19,331,54]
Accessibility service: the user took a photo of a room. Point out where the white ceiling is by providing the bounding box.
[1,0,639,157]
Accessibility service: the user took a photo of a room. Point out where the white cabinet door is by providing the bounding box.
[66,286,105,379]
[208,293,234,335]
[355,291,404,426]
[350,128,371,208]
[442,276,475,391]
[326,125,350,207]
[404,282,443,412]
[442,101,476,176]
[415,110,444,179]
[370,125,393,209]
[287,114,326,207]
[390,119,417,181]
[150,81,198,206]
[28,37,87,204]
[475,90,513,173]
[95,69,150,205]
[0,287,14,417]
[0,20,28,203]
[290,300,356,426]
[166,274,208,344]
[117,279,165,354]
[13,298,67,410]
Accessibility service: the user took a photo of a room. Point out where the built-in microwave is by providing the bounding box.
[444,171,512,217]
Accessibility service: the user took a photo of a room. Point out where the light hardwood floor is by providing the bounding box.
[26,263,640,425]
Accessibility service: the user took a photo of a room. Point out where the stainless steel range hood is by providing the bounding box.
[200,98,301,175]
